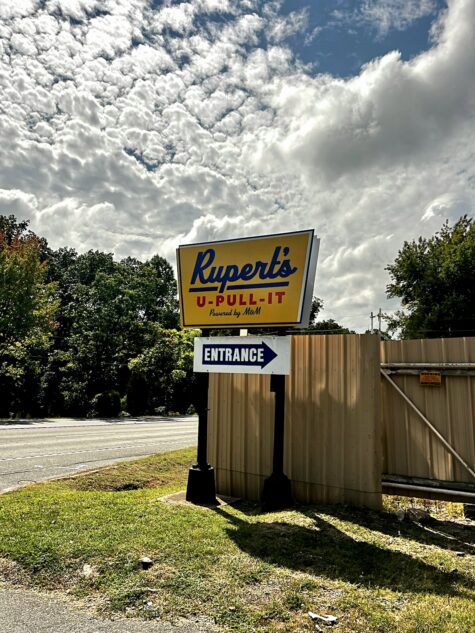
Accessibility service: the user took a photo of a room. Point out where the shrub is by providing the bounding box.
[91,390,121,417]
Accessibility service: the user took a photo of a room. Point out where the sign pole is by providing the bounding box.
[186,335,217,505]
[261,333,293,511]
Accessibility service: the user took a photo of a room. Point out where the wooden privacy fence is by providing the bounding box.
[381,337,475,494]
[208,334,382,510]
[207,334,475,508]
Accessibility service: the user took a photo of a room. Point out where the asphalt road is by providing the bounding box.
[0,416,198,492]
[0,585,218,633]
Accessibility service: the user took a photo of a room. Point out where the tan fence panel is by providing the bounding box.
[208,334,382,510]
[381,337,475,484]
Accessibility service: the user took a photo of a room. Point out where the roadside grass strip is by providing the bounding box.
[0,448,474,632]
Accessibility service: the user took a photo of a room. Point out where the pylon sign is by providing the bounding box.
[193,336,290,375]
[177,230,319,329]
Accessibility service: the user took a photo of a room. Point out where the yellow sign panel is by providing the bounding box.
[420,371,442,386]
[177,230,318,329]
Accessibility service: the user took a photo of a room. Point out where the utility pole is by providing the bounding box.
[370,311,375,333]
[377,308,382,334]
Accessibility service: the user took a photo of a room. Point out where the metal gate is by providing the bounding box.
[380,337,475,502]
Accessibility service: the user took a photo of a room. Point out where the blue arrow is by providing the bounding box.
[202,341,278,369]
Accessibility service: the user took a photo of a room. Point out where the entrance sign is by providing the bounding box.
[177,230,319,329]
[194,336,291,375]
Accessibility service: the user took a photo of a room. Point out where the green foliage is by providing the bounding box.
[127,328,199,415]
[0,221,58,417]
[386,216,475,338]
[48,251,180,415]
[309,319,354,334]
[0,230,57,346]
[0,214,187,418]
[91,391,121,417]
[40,245,182,416]
[309,296,323,324]
[0,214,48,257]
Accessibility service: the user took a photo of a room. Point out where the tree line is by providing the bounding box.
[0,215,197,418]
[1,213,473,418]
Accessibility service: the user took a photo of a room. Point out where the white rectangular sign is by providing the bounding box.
[193,336,291,375]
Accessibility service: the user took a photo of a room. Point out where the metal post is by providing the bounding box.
[186,361,217,505]
[196,372,210,468]
[271,374,285,475]
[261,333,293,511]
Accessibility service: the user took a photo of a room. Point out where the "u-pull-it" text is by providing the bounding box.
[196,291,286,308]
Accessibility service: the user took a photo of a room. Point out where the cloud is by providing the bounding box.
[152,2,196,35]
[0,188,38,221]
[0,1,40,20]
[266,7,308,44]
[0,0,473,332]
[354,0,437,38]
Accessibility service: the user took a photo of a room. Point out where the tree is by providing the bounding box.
[0,219,58,416]
[385,215,475,339]
[0,214,49,258]
[0,233,57,345]
[43,250,179,416]
[127,327,198,415]
[0,214,183,417]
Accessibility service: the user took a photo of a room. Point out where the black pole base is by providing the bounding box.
[186,464,218,505]
[261,472,293,512]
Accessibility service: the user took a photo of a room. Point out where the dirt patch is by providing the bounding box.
[0,558,28,584]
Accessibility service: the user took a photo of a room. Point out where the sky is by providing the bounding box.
[0,0,474,332]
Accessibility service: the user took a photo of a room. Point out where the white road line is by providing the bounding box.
[0,438,196,463]
[0,430,197,450]
[0,418,196,431]
[0,441,196,478]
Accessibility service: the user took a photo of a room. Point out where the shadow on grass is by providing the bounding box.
[316,504,475,554]
[215,505,473,597]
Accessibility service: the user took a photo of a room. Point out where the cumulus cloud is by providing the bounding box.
[0,1,40,20]
[0,0,473,331]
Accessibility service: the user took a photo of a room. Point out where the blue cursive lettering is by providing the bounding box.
[189,246,297,293]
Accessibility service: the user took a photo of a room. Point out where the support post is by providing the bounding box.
[186,370,218,505]
[261,372,293,511]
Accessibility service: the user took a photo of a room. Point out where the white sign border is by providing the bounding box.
[193,336,291,375]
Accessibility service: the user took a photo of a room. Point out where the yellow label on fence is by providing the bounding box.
[420,371,442,386]
[177,230,318,328]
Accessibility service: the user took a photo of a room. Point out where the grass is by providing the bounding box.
[0,448,474,632]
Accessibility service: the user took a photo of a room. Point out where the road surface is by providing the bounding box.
[0,585,217,633]
[0,416,197,492]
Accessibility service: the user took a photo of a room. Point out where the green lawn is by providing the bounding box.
[0,448,474,632]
